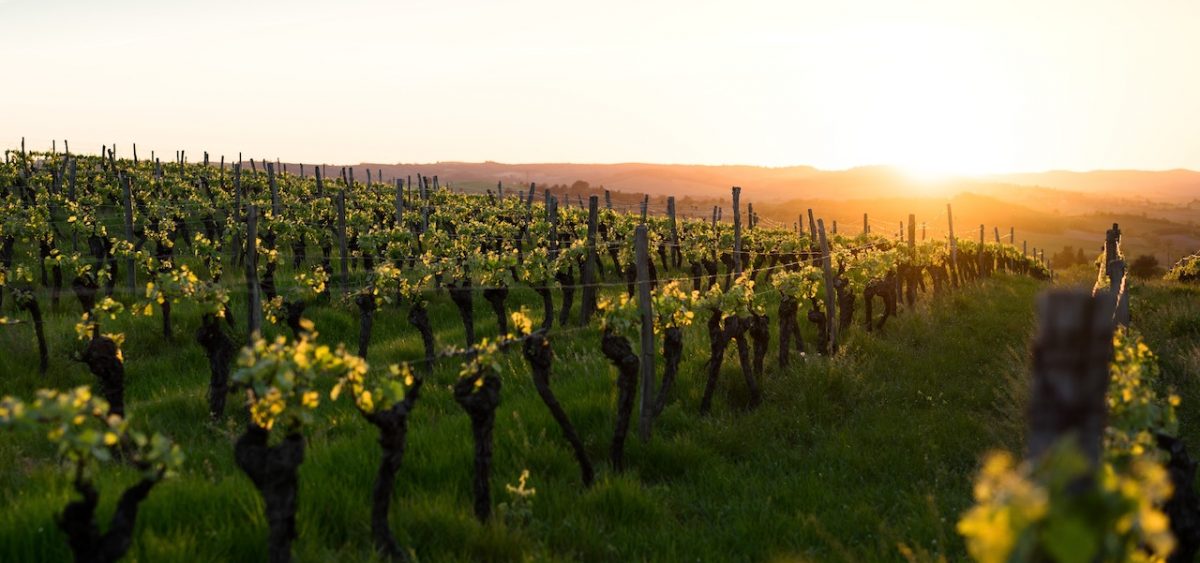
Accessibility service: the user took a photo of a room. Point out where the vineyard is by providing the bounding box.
[0,143,1195,561]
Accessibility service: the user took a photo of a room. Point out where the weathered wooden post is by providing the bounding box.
[1028,289,1115,464]
[121,174,136,295]
[1111,260,1130,326]
[268,162,280,218]
[338,190,348,291]
[732,187,743,276]
[817,219,838,353]
[1105,223,1121,282]
[667,196,680,267]
[907,214,916,255]
[979,224,986,274]
[395,178,404,225]
[246,205,263,342]
[581,196,599,324]
[807,209,817,247]
[864,213,869,234]
[635,225,655,442]
[947,204,958,284]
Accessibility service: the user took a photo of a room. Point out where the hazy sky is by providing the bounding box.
[3,0,1198,173]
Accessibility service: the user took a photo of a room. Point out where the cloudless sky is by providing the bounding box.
[3,0,1198,174]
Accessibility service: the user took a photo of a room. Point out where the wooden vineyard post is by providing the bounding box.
[526,183,536,215]
[731,187,743,276]
[1028,289,1115,465]
[246,204,263,343]
[817,219,838,353]
[268,162,280,218]
[640,195,648,222]
[581,196,600,324]
[121,174,136,295]
[807,209,817,248]
[635,224,655,442]
[947,204,958,285]
[605,189,612,210]
[69,158,78,251]
[395,178,404,225]
[315,165,324,196]
[978,224,985,274]
[548,196,559,257]
[337,190,348,292]
[1099,223,1118,277]
[667,196,680,268]
[907,214,916,255]
[711,206,719,269]
[832,221,837,235]
[798,215,805,236]
[863,213,869,234]
[1111,259,1130,326]
[747,202,754,230]
[1104,223,1129,325]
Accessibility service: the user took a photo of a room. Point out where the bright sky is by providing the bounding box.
[3,0,1198,174]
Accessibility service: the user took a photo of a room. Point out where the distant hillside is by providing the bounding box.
[281,160,1200,207]
[987,169,1200,203]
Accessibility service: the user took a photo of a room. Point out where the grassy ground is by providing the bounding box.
[0,273,1046,562]
[1126,280,1200,456]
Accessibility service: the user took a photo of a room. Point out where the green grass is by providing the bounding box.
[1125,280,1200,455]
[0,273,1046,562]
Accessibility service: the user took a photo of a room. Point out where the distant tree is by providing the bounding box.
[1076,248,1086,265]
[1052,246,1079,269]
[1130,255,1164,279]
[570,180,590,192]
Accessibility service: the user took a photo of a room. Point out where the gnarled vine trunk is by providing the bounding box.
[355,293,377,359]
[700,313,761,414]
[483,286,509,335]
[777,296,804,368]
[448,282,476,346]
[651,326,683,419]
[57,476,160,563]
[453,370,501,522]
[196,314,234,421]
[80,330,125,417]
[601,330,638,472]
[534,286,554,330]
[524,332,594,487]
[364,380,423,561]
[406,302,436,376]
[749,313,770,379]
[234,426,304,563]
[556,271,575,327]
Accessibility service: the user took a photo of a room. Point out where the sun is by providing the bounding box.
[816,23,1024,180]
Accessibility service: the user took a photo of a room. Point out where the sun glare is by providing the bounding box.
[817,23,1023,178]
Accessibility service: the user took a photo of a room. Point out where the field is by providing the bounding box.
[1,269,1043,561]
[0,150,1196,563]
